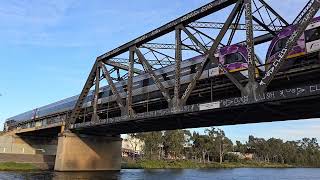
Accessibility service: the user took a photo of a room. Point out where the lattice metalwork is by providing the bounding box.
[64,0,319,131]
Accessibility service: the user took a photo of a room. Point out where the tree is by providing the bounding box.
[191,132,211,163]
[163,130,186,159]
[205,127,233,163]
[135,131,163,160]
[126,133,144,160]
[130,130,320,167]
[234,141,246,153]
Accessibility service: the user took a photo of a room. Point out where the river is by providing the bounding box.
[0,168,319,180]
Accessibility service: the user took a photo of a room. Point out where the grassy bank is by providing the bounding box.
[122,160,293,169]
[0,162,38,171]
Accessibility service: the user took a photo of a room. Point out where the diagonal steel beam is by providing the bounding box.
[127,48,135,117]
[257,0,289,26]
[141,46,175,61]
[105,60,144,74]
[173,27,182,110]
[258,0,320,91]
[66,61,98,128]
[187,26,226,47]
[228,4,244,45]
[180,26,207,52]
[97,0,238,61]
[292,0,315,25]
[252,16,276,35]
[135,48,172,103]
[91,66,100,122]
[100,63,126,112]
[180,24,244,91]
[244,0,256,85]
[180,0,244,105]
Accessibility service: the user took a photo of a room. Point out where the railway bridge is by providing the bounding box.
[2,0,320,171]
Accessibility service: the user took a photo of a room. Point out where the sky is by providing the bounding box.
[0,0,319,143]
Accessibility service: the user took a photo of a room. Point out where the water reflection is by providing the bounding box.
[0,168,320,180]
[0,171,120,180]
[53,171,120,180]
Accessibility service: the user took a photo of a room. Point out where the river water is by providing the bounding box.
[0,168,319,180]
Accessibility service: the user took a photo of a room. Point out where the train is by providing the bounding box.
[5,16,320,130]
[266,16,320,68]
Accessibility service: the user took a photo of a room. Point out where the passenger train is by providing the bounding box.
[5,16,320,130]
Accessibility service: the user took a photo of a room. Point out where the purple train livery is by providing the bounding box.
[266,16,320,68]
[5,17,320,130]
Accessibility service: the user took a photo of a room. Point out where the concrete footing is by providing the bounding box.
[54,132,122,171]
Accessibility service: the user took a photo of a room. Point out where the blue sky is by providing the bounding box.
[0,0,319,142]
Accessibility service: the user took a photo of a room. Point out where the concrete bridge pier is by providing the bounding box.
[54,132,122,171]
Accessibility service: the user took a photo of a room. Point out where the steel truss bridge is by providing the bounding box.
[10,0,320,136]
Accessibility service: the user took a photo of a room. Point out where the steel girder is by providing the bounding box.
[180,0,244,105]
[292,0,316,25]
[100,63,126,113]
[104,60,144,75]
[258,0,320,92]
[66,61,98,128]
[91,65,100,122]
[244,0,256,86]
[135,48,172,103]
[97,0,239,62]
[173,27,182,110]
[66,0,318,129]
[189,21,283,31]
[126,49,135,117]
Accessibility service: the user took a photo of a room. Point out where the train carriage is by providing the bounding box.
[8,15,320,130]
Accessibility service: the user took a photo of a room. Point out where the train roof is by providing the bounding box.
[6,44,247,123]
[5,54,204,123]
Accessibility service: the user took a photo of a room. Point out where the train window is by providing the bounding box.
[162,73,170,81]
[225,53,245,64]
[142,78,149,87]
[305,27,320,43]
[190,64,197,74]
[271,37,288,56]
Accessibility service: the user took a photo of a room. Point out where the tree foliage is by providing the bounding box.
[133,128,320,166]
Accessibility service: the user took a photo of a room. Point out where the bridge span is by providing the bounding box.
[2,0,320,171]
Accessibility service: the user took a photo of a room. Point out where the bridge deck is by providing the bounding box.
[70,83,320,135]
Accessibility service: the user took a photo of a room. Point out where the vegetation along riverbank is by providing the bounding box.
[123,127,320,169]
[0,162,38,171]
[122,160,296,169]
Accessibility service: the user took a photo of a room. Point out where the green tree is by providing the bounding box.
[234,140,246,153]
[191,132,211,163]
[163,130,186,159]
[135,131,163,160]
[205,127,233,163]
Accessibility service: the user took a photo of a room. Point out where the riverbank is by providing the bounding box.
[0,162,38,171]
[122,160,294,169]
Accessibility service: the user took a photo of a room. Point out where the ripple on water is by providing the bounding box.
[0,168,319,180]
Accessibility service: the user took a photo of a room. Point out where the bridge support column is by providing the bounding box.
[54,132,122,171]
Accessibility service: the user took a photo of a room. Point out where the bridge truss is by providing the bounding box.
[55,0,320,132]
